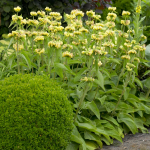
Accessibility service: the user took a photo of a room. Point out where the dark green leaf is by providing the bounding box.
[3,6,11,13]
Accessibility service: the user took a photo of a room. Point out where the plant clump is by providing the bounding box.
[0,1,150,150]
[0,74,73,150]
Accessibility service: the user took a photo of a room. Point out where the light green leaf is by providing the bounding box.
[134,118,148,133]
[124,87,130,100]
[0,63,6,68]
[118,102,135,111]
[104,102,116,112]
[108,58,120,64]
[0,40,9,45]
[134,77,143,89]
[126,98,138,108]
[95,70,105,91]
[102,115,119,126]
[66,142,79,150]
[104,128,122,143]
[85,101,100,119]
[106,89,117,94]
[84,131,103,148]
[85,141,98,150]
[142,70,150,77]
[97,95,107,105]
[140,103,150,114]
[7,38,14,49]
[19,51,31,70]
[139,16,146,25]
[37,64,47,74]
[145,44,150,61]
[143,77,150,89]
[76,121,110,141]
[117,126,124,138]
[71,125,86,149]
[68,59,81,64]
[74,67,87,82]
[117,113,138,134]
[100,68,111,78]
[54,63,75,75]
[101,136,112,145]
[7,53,16,69]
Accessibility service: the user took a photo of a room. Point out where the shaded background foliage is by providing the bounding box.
[0,0,112,38]
[1,0,149,41]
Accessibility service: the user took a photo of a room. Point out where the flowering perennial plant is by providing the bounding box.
[2,1,150,149]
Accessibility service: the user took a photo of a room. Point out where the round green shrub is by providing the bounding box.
[0,74,73,150]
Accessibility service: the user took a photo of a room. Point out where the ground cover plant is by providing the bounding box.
[0,74,73,150]
[0,0,150,149]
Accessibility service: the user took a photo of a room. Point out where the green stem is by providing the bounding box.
[17,38,20,74]
[112,74,130,115]
[74,84,89,122]
[112,90,125,115]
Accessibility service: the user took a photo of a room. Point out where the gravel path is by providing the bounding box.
[101,128,150,150]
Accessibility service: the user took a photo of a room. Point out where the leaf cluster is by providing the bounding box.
[0,3,150,150]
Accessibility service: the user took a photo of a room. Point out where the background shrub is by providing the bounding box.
[0,74,73,150]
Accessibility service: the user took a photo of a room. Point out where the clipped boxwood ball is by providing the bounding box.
[0,74,73,150]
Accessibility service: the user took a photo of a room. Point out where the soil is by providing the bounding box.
[100,128,150,150]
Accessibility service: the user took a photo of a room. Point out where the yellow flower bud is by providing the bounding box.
[108,7,116,11]
[30,12,37,16]
[14,6,21,12]
[45,7,51,12]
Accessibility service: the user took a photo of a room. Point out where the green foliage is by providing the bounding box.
[112,0,135,15]
[0,1,150,149]
[0,74,73,150]
[139,0,150,44]
[0,0,112,38]
[0,0,63,38]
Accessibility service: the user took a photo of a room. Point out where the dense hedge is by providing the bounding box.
[0,74,73,150]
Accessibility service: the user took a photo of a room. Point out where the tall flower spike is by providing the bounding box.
[136,0,141,13]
